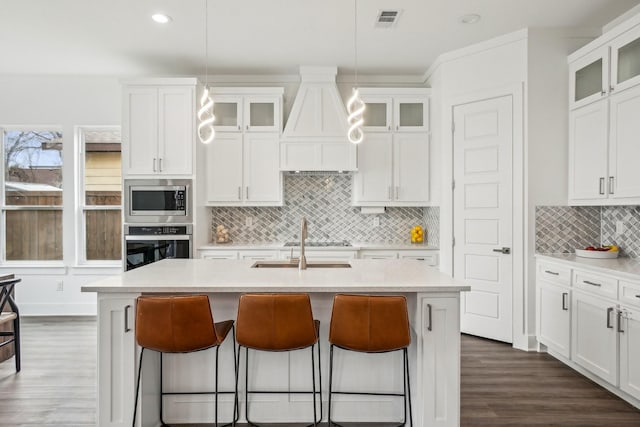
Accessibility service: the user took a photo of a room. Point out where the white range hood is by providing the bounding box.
[280,66,357,172]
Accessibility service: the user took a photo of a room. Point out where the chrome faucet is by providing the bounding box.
[299,216,308,270]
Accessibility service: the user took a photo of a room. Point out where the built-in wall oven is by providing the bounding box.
[124,225,192,271]
[124,179,192,223]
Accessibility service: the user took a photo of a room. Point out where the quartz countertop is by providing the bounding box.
[81,258,467,294]
[536,253,640,281]
[199,242,439,251]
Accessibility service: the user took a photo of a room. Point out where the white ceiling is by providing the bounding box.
[2,0,639,77]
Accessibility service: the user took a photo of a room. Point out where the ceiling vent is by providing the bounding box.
[375,10,401,28]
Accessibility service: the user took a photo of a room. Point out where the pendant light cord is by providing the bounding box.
[354,0,358,87]
[204,0,209,83]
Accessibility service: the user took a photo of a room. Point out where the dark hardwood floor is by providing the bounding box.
[0,319,639,426]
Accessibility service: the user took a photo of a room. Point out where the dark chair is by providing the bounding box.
[328,294,413,426]
[235,293,321,426]
[132,295,237,427]
[0,276,21,372]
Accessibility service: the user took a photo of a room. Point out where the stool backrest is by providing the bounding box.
[329,294,410,352]
[236,293,317,351]
[135,295,218,353]
[0,277,20,314]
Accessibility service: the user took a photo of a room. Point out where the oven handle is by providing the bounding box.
[125,235,192,241]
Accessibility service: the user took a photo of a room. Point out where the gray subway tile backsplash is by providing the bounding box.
[211,174,439,246]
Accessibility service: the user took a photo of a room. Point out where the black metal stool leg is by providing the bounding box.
[159,352,168,426]
[317,340,322,423]
[311,345,317,427]
[328,345,334,427]
[13,315,20,372]
[231,325,239,425]
[132,348,145,427]
[215,346,220,427]
[405,348,413,427]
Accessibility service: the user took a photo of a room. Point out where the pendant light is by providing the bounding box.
[197,0,215,144]
[346,0,365,144]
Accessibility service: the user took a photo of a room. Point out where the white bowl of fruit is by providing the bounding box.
[575,245,619,259]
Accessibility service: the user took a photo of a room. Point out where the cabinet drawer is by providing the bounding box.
[620,280,640,309]
[199,250,238,260]
[573,270,618,299]
[537,262,571,286]
[398,251,438,266]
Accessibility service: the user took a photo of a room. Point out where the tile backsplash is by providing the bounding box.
[211,174,439,246]
[536,205,640,258]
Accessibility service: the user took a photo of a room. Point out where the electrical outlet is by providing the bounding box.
[245,216,253,227]
[616,221,626,235]
[373,217,380,227]
[56,280,63,292]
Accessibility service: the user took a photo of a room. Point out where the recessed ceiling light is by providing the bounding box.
[151,13,172,24]
[460,14,481,24]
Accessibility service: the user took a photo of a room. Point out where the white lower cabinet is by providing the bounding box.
[398,250,438,266]
[199,250,238,260]
[98,295,137,427]
[238,250,279,261]
[418,295,461,427]
[571,290,618,385]
[537,280,571,358]
[620,306,640,400]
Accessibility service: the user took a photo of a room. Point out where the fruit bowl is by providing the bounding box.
[575,248,619,259]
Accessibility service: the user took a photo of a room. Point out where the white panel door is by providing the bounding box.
[244,133,281,203]
[205,133,243,203]
[352,133,393,203]
[568,100,608,201]
[537,281,571,358]
[394,133,429,204]
[453,95,513,343]
[620,308,640,401]
[608,84,640,199]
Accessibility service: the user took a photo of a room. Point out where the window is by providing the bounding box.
[2,129,63,261]
[78,127,122,263]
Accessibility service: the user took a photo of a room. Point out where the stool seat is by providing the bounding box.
[0,312,17,324]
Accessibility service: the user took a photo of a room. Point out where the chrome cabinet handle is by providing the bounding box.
[635,295,640,299]
[545,270,559,276]
[237,186,241,200]
[607,307,614,329]
[601,90,607,96]
[388,125,391,131]
[584,280,602,287]
[426,303,432,331]
[238,125,241,130]
[159,158,163,172]
[246,186,249,200]
[599,177,605,195]
[609,177,615,194]
[153,158,157,172]
[396,125,399,131]
[617,310,625,333]
[610,86,615,92]
[124,305,132,333]
[562,293,569,311]
[246,125,249,131]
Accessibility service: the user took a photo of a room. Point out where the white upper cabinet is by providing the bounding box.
[211,88,283,133]
[610,25,640,93]
[353,88,430,206]
[122,79,195,177]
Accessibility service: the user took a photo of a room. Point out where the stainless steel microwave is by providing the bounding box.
[124,179,192,223]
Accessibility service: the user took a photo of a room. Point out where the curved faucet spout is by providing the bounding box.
[299,217,308,270]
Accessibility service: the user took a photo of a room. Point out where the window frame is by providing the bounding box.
[1,125,65,266]
[76,126,122,267]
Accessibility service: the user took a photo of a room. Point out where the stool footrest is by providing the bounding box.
[330,390,404,397]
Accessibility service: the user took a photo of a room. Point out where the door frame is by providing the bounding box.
[441,83,526,350]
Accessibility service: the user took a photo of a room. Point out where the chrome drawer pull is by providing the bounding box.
[124,305,132,333]
[584,280,602,287]
[562,293,569,311]
[607,307,614,329]
[617,311,624,334]
[545,270,559,276]
[635,295,640,299]
[427,303,432,332]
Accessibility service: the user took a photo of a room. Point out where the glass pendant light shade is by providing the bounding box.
[198,86,215,144]
[347,88,364,144]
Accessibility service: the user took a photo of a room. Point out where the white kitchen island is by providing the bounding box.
[82,258,469,427]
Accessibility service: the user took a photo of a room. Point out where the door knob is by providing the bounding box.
[492,247,511,254]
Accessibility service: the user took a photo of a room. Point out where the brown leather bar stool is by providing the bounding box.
[328,294,413,426]
[132,295,237,427]
[235,293,321,426]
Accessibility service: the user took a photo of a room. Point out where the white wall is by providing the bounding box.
[0,75,121,315]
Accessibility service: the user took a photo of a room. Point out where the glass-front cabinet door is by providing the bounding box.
[244,96,281,132]
[394,96,429,132]
[212,95,243,132]
[611,26,640,93]
[361,95,392,132]
[569,46,609,110]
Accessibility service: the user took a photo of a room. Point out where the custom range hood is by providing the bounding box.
[280,66,357,172]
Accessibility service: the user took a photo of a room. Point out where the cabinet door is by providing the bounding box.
[568,100,608,201]
[123,87,158,175]
[157,87,194,175]
[352,133,393,204]
[610,25,640,93]
[571,291,618,385]
[418,295,460,427]
[608,84,640,199]
[620,308,640,401]
[244,133,282,204]
[361,95,392,132]
[393,133,429,204]
[206,133,243,203]
[394,96,429,132]
[569,46,609,110]
[238,250,278,261]
[537,281,571,359]
[213,95,243,132]
[98,296,136,427]
[244,96,281,132]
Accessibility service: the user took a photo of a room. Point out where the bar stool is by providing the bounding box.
[235,293,321,426]
[328,294,413,426]
[132,295,237,427]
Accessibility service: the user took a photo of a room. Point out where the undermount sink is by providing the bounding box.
[251,261,351,269]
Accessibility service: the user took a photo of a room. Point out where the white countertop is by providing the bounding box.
[81,258,467,294]
[536,253,640,281]
[199,242,439,251]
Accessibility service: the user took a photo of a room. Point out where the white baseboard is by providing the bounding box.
[20,303,97,316]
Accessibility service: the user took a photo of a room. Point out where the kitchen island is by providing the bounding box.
[82,258,469,427]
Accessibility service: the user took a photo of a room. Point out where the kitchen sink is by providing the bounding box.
[251,261,351,268]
